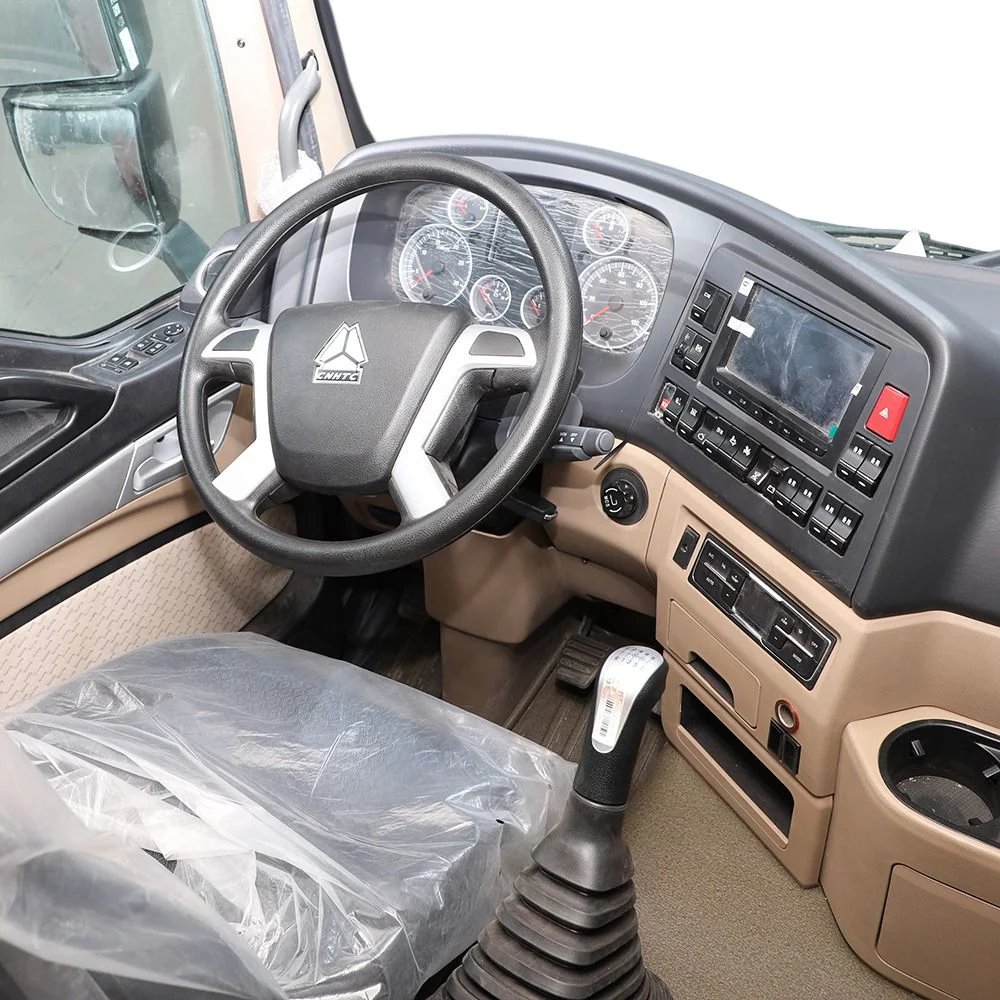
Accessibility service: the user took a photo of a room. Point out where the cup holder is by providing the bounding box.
[880,720,1000,847]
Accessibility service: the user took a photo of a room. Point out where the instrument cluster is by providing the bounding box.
[390,184,674,354]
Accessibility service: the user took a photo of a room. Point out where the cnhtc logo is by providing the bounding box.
[313,322,368,384]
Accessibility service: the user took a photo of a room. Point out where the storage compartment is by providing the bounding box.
[680,686,793,835]
[877,866,1000,1000]
[881,720,1000,847]
[668,601,760,726]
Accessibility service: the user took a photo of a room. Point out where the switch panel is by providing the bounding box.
[689,537,835,688]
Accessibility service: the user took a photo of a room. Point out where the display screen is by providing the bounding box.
[722,286,874,440]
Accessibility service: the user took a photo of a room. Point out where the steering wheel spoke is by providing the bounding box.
[390,323,538,520]
[201,321,282,509]
[213,440,284,508]
[201,321,271,385]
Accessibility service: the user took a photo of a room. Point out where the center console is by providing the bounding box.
[638,242,928,602]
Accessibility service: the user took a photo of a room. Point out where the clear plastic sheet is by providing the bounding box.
[1,634,573,1000]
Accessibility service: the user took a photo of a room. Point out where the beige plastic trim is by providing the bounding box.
[423,519,656,645]
[878,866,1000,1000]
[204,0,356,218]
[542,445,669,587]
[647,467,1000,802]
[662,661,832,887]
[822,708,1000,999]
[668,600,761,728]
[0,389,253,622]
[424,522,568,645]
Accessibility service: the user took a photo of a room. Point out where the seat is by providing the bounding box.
[0,634,572,1000]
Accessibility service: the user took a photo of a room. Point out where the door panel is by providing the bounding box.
[0,512,293,709]
[0,388,256,623]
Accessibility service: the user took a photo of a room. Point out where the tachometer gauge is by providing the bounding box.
[470,275,512,321]
[399,224,473,305]
[582,206,630,256]
[579,257,659,352]
[520,285,546,328]
[448,189,491,231]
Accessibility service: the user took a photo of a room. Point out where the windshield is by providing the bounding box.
[334,1,999,253]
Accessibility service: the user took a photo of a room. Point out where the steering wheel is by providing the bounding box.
[178,152,583,576]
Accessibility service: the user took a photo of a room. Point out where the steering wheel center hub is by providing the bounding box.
[268,301,466,494]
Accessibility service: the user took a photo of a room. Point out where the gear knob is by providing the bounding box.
[573,645,666,807]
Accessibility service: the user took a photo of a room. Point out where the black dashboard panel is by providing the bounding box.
[638,236,928,600]
[315,136,1000,626]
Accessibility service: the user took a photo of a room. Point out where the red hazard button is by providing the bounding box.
[865,385,909,442]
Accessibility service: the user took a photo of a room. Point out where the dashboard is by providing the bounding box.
[298,134,1000,636]
[389,184,673,356]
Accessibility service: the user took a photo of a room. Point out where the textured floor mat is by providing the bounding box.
[367,615,442,697]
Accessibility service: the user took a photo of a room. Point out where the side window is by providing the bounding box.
[0,0,246,338]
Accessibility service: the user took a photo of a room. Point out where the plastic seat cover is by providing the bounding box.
[0,633,573,1000]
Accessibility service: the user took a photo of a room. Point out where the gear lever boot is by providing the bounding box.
[438,646,673,1000]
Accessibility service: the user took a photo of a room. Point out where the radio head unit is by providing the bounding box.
[712,281,886,456]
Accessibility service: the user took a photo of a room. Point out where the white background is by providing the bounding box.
[335,1,1000,252]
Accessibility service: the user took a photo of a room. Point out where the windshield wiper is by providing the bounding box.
[805,220,981,261]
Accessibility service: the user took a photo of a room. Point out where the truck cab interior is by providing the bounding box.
[2,4,1000,1000]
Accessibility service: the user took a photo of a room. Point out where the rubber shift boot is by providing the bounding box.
[434,647,674,1000]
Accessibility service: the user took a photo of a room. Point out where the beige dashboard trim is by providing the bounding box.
[0,390,253,623]
[822,708,1000,999]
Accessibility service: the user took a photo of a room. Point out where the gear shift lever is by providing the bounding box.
[437,646,673,1000]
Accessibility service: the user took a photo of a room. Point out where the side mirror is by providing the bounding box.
[4,70,178,234]
[4,70,207,280]
[0,0,151,88]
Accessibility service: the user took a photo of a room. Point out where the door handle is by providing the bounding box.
[131,390,235,494]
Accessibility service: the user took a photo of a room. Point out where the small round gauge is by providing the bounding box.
[399,224,473,305]
[582,205,630,256]
[470,275,512,321]
[448,189,491,231]
[520,285,547,328]
[579,257,659,352]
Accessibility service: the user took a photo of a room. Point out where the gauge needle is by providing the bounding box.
[592,221,604,240]
[478,285,492,306]
[530,299,541,317]
[587,305,611,322]
[411,267,434,288]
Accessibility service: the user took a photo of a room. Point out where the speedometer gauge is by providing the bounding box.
[399,224,473,305]
[582,206,630,256]
[448,189,490,230]
[579,257,659,352]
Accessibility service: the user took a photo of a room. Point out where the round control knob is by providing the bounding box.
[600,469,648,525]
